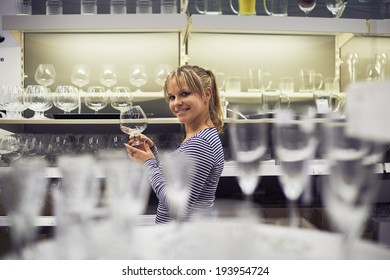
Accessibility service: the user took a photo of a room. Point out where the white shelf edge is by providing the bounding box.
[190,15,370,35]
[2,14,188,32]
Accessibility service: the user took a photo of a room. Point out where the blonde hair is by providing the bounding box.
[163,65,224,133]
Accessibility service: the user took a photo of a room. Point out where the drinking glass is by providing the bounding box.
[154,64,173,90]
[273,109,317,228]
[161,0,178,14]
[228,104,269,205]
[120,105,148,150]
[346,53,359,85]
[81,134,107,155]
[129,64,148,92]
[298,0,316,16]
[0,135,22,167]
[326,0,346,18]
[16,0,32,15]
[34,64,56,90]
[47,134,73,166]
[23,85,53,119]
[46,0,63,15]
[136,0,153,14]
[70,64,91,92]
[53,85,79,114]
[84,86,108,114]
[0,157,48,258]
[322,120,380,259]
[81,0,97,15]
[0,85,26,119]
[99,64,118,91]
[110,0,127,14]
[110,86,133,112]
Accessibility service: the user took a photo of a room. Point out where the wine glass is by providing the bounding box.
[0,85,26,119]
[0,135,22,167]
[110,86,133,113]
[228,104,269,211]
[326,0,346,18]
[99,64,118,91]
[23,85,53,119]
[34,64,56,91]
[84,86,108,114]
[0,157,48,258]
[70,64,91,92]
[119,105,148,150]
[154,64,173,90]
[321,120,380,259]
[129,64,148,92]
[273,109,317,228]
[53,85,79,114]
[298,0,317,16]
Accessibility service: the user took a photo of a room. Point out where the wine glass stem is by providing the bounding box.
[288,199,299,228]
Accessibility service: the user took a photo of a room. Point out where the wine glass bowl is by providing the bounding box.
[298,0,317,16]
[84,86,108,114]
[99,64,118,90]
[119,105,148,149]
[154,64,173,89]
[34,64,56,89]
[70,64,91,91]
[110,86,133,113]
[129,64,148,92]
[53,85,79,114]
[326,0,346,18]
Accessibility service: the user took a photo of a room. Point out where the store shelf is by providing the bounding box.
[1,14,187,33]
[190,15,369,35]
[370,19,390,36]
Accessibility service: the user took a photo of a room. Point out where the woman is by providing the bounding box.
[125,65,225,224]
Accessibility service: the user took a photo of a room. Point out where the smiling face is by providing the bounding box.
[166,77,211,129]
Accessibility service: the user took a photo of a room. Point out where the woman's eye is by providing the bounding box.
[181,91,190,97]
[168,95,175,101]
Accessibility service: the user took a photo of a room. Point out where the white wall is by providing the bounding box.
[0,0,22,86]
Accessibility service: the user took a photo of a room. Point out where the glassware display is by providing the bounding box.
[110,86,133,112]
[84,86,108,114]
[53,85,79,114]
[99,64,118,91]
[120,105,148,150]
[298,0,317,16]
[129,64,148,92]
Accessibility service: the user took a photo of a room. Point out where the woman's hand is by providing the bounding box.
[125,134,155,163]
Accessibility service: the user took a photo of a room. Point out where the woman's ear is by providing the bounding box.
[205,87,212,101]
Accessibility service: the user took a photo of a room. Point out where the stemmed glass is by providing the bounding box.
[228,105,269,211]
[0,157,48,258]
[322,120,381,259]
[154,64,173,90]
[326,0,346,18]
[84,86,108,114]
[0,135,22,167]
[23,85,53,119]
[273,109,317,228]
[110,86,133,113]
[129,64,148,93]
[99,64,118,91]
[34,64,56,91]
[298,0,317,16]
[0,85,26,119]
[119,105,148,150]
[53,85,79,114]
[70,64,91,92]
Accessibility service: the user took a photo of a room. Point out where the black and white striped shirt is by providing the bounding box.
[144,127,225,224]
